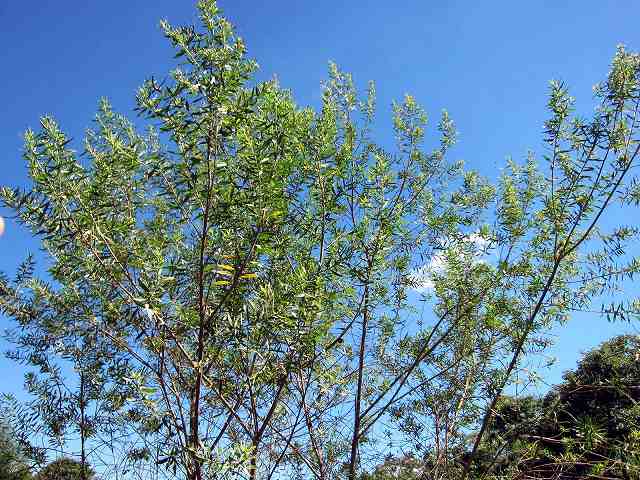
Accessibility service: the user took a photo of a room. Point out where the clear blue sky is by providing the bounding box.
[1,1,639,397]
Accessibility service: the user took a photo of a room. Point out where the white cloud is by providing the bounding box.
[410,232,493,292]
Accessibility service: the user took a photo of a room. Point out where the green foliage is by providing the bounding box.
[1,2,640,480]
[358,455,423,480]
[0,420,33,480]
[34,458,94,480]
[476,335,640,479]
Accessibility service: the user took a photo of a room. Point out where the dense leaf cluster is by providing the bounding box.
[476,335,640,479]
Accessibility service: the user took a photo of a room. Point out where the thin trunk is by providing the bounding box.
[348,281,370,480]
[189,373,203,480]
[249,437,258,480]
[79,369,88,480]
[188,129,215,480]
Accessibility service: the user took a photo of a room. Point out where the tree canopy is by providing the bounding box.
[471,335,640,478]
[34,458,94,480]
[2,2,640,480]
[0,419,32,480]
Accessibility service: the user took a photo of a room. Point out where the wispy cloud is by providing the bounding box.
[410,232,492,292]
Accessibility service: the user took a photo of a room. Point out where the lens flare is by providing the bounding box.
[0,216,5,237]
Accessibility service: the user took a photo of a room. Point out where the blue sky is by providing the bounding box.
[1,1,639,398]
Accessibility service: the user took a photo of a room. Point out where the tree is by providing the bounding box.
[2,2,640,479]
[0,418,33,480]
[474,335,640,479]
[358,455,423,480]
[1,257,135,479]
[34,458,94,480]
